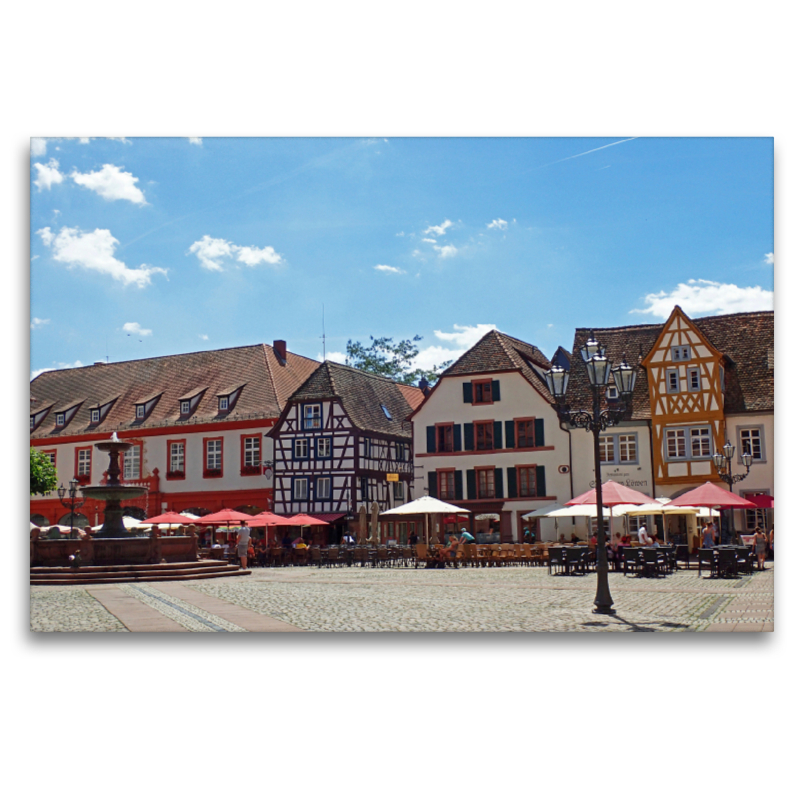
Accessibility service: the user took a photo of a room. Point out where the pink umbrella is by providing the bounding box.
[286,513,330,526]
[141,511,198,526]
[249,511,294,527]
[566,480,654,507]
[669,482,757,509]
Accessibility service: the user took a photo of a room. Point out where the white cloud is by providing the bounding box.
[631,279,774,319]
[317,350,347,364]
[31,360,84,380]
[31,317,50,329]
[33,159,64,191]
[70,164,147,205]
[486,218,508,230]
[107,137,132,144]
[199,334,209,341]
[123,322,152,337]
[31,138,48,156]
[78,137,92,144]
[395,231,405,237]
[188,235,284,271]
[411,249,422,258]
[423,219,453,237]
[764,252,774,265]
[188,137,203,146]
[37,226,168,288]
[421,238,437,244]
[433,244,458,258]
[374,264,405,275]
[410,323,498,373]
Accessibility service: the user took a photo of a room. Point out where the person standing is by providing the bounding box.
[701,521,716,549]
[638,522,650,545]
[751,526,768,570]
[236,523,251,570]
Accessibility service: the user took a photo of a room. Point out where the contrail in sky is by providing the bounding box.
[537,137,638,169]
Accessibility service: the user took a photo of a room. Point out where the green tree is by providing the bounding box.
[30,448,57,496]
[345,335,451,386]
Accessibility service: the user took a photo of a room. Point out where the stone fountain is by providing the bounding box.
[80,432,147,538]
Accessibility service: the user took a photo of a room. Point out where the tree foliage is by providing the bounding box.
[30,448,57,497]
[345,335,451,386]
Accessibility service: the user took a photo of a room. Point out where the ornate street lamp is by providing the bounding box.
[545,334,637,615]
[712,441,753,542]
[57,478,86,539]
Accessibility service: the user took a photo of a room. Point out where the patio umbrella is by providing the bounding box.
[368,501,380,546]
[249,511,293,526]
[566,480,654,507]
[91,516,147,532]
[285,513,329,526]
[744,494,773,509]
[669,482,757,509]
[355,505,366,544]
[196,508,258,526]
[380,494,469,546]
[142,511,198,526]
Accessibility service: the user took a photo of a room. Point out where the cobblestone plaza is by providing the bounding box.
[30,564,774,633]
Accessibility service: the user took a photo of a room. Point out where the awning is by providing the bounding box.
[309,513,347,522]
[744,493,774,509]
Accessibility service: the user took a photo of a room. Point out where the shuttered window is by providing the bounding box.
[476,468,495,499]
[475,422,493,451]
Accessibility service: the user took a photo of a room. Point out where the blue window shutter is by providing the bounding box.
[464,423,474,451]
[453,424,462,452]
[495,468,504,499]
[534,418,545,447]
[506,467,517,498]
[493,421,502,450]
[463,382,473,403]
[454,470,463,501]
[491,380,501,401]
[427,426,436,453]
[505,420,515,449]
[428,472,438,498]
[466,469,476,500]
[536,465,546,497]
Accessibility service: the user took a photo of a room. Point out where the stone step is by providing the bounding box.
[30,564,250,586]
[31,560,230,575]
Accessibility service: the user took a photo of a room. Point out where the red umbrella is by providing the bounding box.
[566,480,654,507]
[286,513,329,526]
[670,482,757,508]
[196,508,258,525]
[249,511,294,527]
[744,494,773,509]
[141,511,198,525]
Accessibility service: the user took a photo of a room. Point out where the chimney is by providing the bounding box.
[419,377,430,396]
[273,340,287,364]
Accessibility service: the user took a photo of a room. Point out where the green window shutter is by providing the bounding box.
[466,469,476,500]
[493,421,503,451]
[534,418,545,448]
[491,380,501,401]
[464,423,474,451]
[453,424,462,452]
[506,467,517,499]
[494,468,504,499]
[505,420,515,449]
[536,465,546,498]
[454,470,463,501]
[428,471,438,498]
[463,382,473,403]
[426,426,436,453]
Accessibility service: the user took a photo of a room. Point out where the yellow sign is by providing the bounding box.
[386,473,399,482]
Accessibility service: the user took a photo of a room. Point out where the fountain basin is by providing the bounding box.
[81,485,147,538]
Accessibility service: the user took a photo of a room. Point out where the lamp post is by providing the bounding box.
[57,478,86,539]
[712,441,753,543]
[545,332,638,615]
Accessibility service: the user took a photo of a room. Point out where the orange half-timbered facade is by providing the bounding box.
[269,362,423,530]
[30,340,319,528]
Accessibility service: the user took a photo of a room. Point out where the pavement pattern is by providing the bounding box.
[29,564,774,633]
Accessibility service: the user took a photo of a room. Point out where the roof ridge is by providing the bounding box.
[260,344,280,410]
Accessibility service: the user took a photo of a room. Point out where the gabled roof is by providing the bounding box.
[564,309,774,418]
[284,361,423,438]
[438,329,556,402]
[30,343,320,439]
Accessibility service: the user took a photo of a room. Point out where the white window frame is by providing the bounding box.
[56,413,65,426]
[294,438,309,460]
[666,429,687,460]
[688,368,701,391]
[123,445,141,480]
[90,409,100,423]
[599,432,639,465]
[393,480,405,501]
[136,405,145,419]
[316,437,332,458]
[180,400,191,415]
[243,436,260,467]
[666,369,680,393]
[294,477,308,500]
[206,439,222,470]
[77,448,91,476]
[690,427,712,458]
[170,442,185,472]
[218,396,229,411]
[606,385,619,400]
[671,345,692,361]
[738,426,765,462]
[316,476,331,499]
[303,403,322,430]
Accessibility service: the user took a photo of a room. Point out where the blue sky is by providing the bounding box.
[30,136,773,378]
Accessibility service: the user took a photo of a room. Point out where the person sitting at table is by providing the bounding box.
[701,521,716,549]
[523,528,532,544]
[293,537,308,550]
[590,533,597,545]
[620,532,631,546]
[570,533,581,545]
[609,533,623,569]
[256,541,268,567]
[281,532,293,550]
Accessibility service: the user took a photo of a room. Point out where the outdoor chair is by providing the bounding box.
[548,547,565,575]
[309,547,322,568]
[353,546,368,567]
[401,547,414,567]
[564,547,585,575]
[269,548,285,567]
[414,542,434,568]
[326,546,342,567]
[734,546,753,575]
[697,549,716,578]
[622,547,642,577]
[716,548,738,579]
[640,549,663,578]
[520,543,534,566]
[376,547,391,567]
[675,544,691,570]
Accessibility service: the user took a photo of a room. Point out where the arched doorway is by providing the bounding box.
[58,512,90,529]
[122,506,147,521]
[31,514,49,527]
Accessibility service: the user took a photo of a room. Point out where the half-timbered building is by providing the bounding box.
[30,340,319,528]
[410,330,573,543]
[269,361,424,538]
[567,307,773,540]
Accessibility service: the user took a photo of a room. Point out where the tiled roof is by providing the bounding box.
[286,361,419,438]
[564,309,774,419]
[30,344,320,439]
[440,329,556,402]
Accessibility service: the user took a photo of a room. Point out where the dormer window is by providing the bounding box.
[606,385,619,400]
[132,392,162,423]
[672,346,692,362]
[56,413,65,427]
[180,400,191,415]
[219,397,229,411]
[136,405,145,419]
[30,416,35,430]
[91,409,100,424]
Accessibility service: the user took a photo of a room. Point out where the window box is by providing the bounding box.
[74,473,91,485]
[240,464,262,476]
[203,468,222,479]
[166,470,185,480]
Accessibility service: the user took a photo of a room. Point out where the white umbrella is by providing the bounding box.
[380,495,469,546]
[91,516,147,532]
